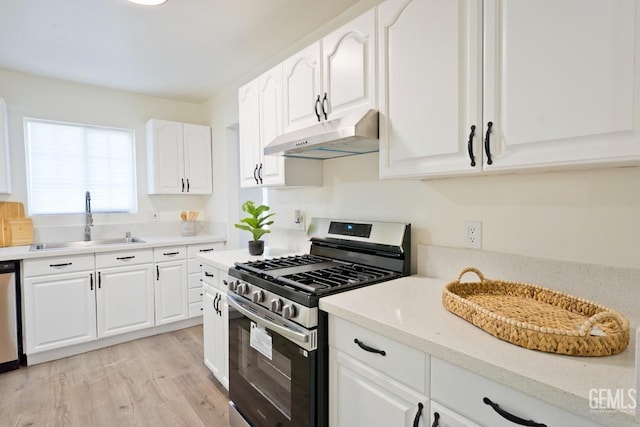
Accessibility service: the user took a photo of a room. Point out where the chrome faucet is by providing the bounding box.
[84,191,93,241]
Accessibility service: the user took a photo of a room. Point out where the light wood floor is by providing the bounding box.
[0,326,229,427]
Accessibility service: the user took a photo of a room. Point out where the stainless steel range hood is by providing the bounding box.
[263,109,379,160]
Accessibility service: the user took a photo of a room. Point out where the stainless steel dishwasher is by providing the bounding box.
[0,261,21,372]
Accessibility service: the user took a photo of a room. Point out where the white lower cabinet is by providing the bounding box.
[328,315,603,427]
[429,401,480,427]
[23,269,97,354]
[187,243,223,318]
[431,358,602,427]
[329,316,429,426]
[202,262,229,390]
[154,246,188,325]
[96,263,154,338]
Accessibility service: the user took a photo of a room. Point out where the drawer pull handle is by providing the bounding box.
[204,272,214,277]
[431,411,439,427]
[163,252,180,256]
[199,248,214,252]
[412,402,424,427]
[116,256,135,260]
[483,397,547,427]
[50,262,72,267]
[353,338,386,356]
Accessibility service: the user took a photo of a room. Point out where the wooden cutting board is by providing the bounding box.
[0,202,25,218]
[1,218,33,247]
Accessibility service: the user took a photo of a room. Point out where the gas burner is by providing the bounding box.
[229,218,411,311]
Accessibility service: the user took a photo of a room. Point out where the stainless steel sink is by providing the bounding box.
[30,237,146,251]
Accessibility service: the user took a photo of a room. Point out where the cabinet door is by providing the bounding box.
[0,98,10,194]
[283,41,322,133]
[322,8,376,120]
[96,264,154,338]
[183,123,213,194]
[155,260,188,325]
[430,401,481,427]
[23,272,97,354]
[259,63,286,186]
[378,0,482,179]
[215,291,229,390]
[147,119,185,194]
[483,0,640,171]
[203,284,217,374]
[238,79,261,188]
[330,349,428,427]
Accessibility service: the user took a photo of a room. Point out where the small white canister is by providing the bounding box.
[181,220,196,236]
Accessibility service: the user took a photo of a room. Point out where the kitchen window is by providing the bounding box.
[24,118,137,215]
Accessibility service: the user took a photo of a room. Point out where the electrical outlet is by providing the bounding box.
[149,211,160,222]
[464,220,482,249]
[293,210,306,231]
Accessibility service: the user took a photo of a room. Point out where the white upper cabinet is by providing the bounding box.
[379,0,640,179]
[0,98,11,194]
[258,64,286,186]
[322,8,377,120]
[483,0,640,171]
[238,65,322,189]
[283,42,323,133]
[378,0,482,179]
[147,119,213,194]
[238,79,262,188]
[283,8,377,133]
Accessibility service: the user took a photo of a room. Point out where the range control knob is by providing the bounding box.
[237,283,250,296]
[282,304,297,319]
[228,280,238,292]
[270,298,283,312]
[252,290,265,303]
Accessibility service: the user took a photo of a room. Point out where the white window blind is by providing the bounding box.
[25,118,137,215]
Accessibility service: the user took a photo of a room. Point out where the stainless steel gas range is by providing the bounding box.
[226,218,411,427]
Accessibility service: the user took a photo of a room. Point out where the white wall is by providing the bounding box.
[0,69,211,235]
[268,153,640,271]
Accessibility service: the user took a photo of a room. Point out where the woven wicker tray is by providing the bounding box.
[442,268,630,356]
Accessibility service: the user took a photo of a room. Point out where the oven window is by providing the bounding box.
[239,325,292,419]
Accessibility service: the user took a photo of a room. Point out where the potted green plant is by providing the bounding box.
[234,200,275,255]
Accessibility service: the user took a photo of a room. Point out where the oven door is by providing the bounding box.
[228,294,317,427]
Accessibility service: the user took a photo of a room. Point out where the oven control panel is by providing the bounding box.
[228,280,317,329]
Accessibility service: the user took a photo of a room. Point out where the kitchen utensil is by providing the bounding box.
[180,211,187,221]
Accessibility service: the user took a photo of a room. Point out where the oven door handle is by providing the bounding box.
[227,294,311,345]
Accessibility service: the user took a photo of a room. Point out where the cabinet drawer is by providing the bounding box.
[201,266,217,287]
[431,358,601,427]
[188,257,204,274]
[329,316,428,394]
[187,243,221,258]
[188,272,202,289]
[23,254,95,277]
[189,287,203,303]
[153,245,186,261]
[189,302,203,317]
[95,249,153,268]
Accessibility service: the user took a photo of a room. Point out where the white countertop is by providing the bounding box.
[195,247,301,271]
[0,234,226,261]
[319,275,638,427]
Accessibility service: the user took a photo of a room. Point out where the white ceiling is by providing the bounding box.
[0,0,362,103]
